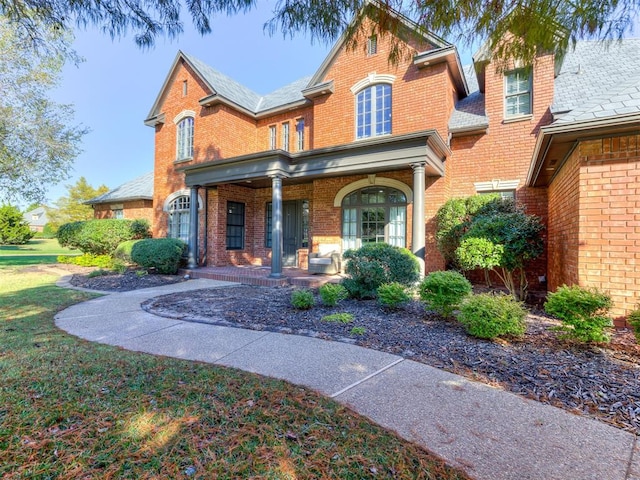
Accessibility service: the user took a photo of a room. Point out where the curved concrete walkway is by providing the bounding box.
[54,277,639,480]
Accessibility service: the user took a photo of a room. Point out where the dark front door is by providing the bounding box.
[283,201,299,267]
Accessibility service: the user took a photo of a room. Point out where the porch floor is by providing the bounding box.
[181,265,343,288]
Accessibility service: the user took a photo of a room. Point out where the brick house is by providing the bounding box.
[144,4,640,321]
[86,171,154,224]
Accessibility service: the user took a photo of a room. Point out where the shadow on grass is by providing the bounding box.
[0,256,59,268]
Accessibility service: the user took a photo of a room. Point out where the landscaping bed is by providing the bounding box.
[69,269,187,292]
[139,285,640,436]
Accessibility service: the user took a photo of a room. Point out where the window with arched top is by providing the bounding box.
[167,195,190,242]
[176,117,194,160]
[355,84,391,139]
[342,187,406,250]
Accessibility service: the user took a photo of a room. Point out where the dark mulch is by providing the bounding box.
[69,270,187,292]
[141,285,640,436]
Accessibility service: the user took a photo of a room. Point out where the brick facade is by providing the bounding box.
[145,9,640,321]
[93,200,154,224]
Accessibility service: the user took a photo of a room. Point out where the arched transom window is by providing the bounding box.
[168,195,190,242]
[342,187,407,250]
[356,84,391,139]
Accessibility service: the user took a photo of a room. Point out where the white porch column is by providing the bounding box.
[187,185,199,269]
[411,162,426,275]
[269,175,284,278]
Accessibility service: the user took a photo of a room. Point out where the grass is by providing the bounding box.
[0,239,79,269]
[0,268,469,479]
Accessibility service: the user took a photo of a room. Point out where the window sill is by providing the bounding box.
[354,133,392,142]
[502,114,533,124]
[174,157,193,165]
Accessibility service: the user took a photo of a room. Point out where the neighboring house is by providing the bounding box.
[23,206,48,232]
[144,2,640,321]
[85,172,154,225]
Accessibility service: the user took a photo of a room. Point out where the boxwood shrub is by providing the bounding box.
[57,219,151,255]
[419,270,472,318]
[342,243,419,299]
[130,238,186,274]
[458,293,527,339]
[114,239,144,264]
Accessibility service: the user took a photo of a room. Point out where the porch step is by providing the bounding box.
[180,267,342,288]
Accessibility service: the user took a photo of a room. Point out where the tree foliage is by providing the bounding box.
[1,0,637,63]
[0,16,87,204]
[0,204,34,244]
[47,177,109,230]
[453,199,544,300]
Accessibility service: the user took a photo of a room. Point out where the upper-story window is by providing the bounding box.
[356,84,391,139]
[296,118,305,151]
[367,35,378,55]
[269,125,277,150]
[504,68,532,117]
[176,117,194,160]
[282,122,290,152]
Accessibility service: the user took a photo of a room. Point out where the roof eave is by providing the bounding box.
[414,45,469,95]
[448,122,489,137]
[302,81,335,99]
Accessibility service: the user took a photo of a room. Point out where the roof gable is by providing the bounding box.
[86,172,154,204]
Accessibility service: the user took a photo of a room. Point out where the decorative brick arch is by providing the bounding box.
[333,177,413,207]
[350,73,396,94]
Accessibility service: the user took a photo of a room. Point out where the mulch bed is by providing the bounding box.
[139,285,640,436]
[69,270,187,292]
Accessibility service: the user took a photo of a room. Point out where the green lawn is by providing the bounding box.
[0,267,469,479]
[0,239,78,269]
[0,238,78,256]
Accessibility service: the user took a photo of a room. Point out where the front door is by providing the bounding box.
[282,201,299,267]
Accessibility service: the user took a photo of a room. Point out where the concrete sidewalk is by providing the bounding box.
[54,277,639,480]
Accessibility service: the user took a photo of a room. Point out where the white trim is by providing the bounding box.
[163,189,203,211]
[173,110,196,124]
[350,73,396,94]
[474,179,520,192]
[333,177,413,207]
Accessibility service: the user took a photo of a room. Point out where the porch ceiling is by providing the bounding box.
[180,130,449,189]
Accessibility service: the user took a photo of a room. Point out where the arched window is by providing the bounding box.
[168,195,190,242]
[356,84,391,139]
[176,117,194,160]
[342,187,406,250]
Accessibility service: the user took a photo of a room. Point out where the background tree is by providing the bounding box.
[47,177,109,231]
[0,15,87,204]
[0,205,34,245]
[1,0,636,64]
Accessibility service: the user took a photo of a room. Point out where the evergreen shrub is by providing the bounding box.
[419,270,472,318]
[57,219,151,255]
[130,238,186,274]
[319,283,348,307]
[458,293,527,339]
[377,282,411,309]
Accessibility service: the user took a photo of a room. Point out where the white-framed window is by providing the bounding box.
[176,117,194,160]
[296,118,305,151]
[356,84,391,139]
[505,68,532,117]
[282,122,290,152]
[269,125,277,150]
[112,209,124,219]
[341,187,406,250]
[475,179,519,200]
[182,80,188,97]
[168,195,190,243]
[367,35,378,55]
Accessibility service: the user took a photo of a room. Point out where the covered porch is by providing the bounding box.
[181,265,343,288]
[180,130,449,278]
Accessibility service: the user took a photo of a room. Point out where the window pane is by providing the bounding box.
[265,203,272,247]
[226,202,245,250]
[168,195,190,241]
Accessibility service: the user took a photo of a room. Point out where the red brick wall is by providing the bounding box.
[575,135,640,321]
[93,200,154,226]
[547,147,581,291]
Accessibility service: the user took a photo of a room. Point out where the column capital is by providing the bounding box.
[269,172,289,180]
[410,161,427,171]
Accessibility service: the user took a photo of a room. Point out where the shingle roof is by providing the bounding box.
[23,206,48,227]
[449,64,488,132]
[183,52,311,114]
[450,39,640,132]
[552,39,640,118]
[86,172,154,204]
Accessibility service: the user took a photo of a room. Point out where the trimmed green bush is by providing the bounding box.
[57,253,113,268]
[57,219,151,255]
[130,238,186,274]
[319,283,348,307]
[628,309,640,342]
[544,285,612,343]
[114,239,143,264]
[377,282,411,309]
[458,293,527,339]
[0,205,34,244]
[419,270,472,318]
[342,243,420,299]
[290,289,315,310]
